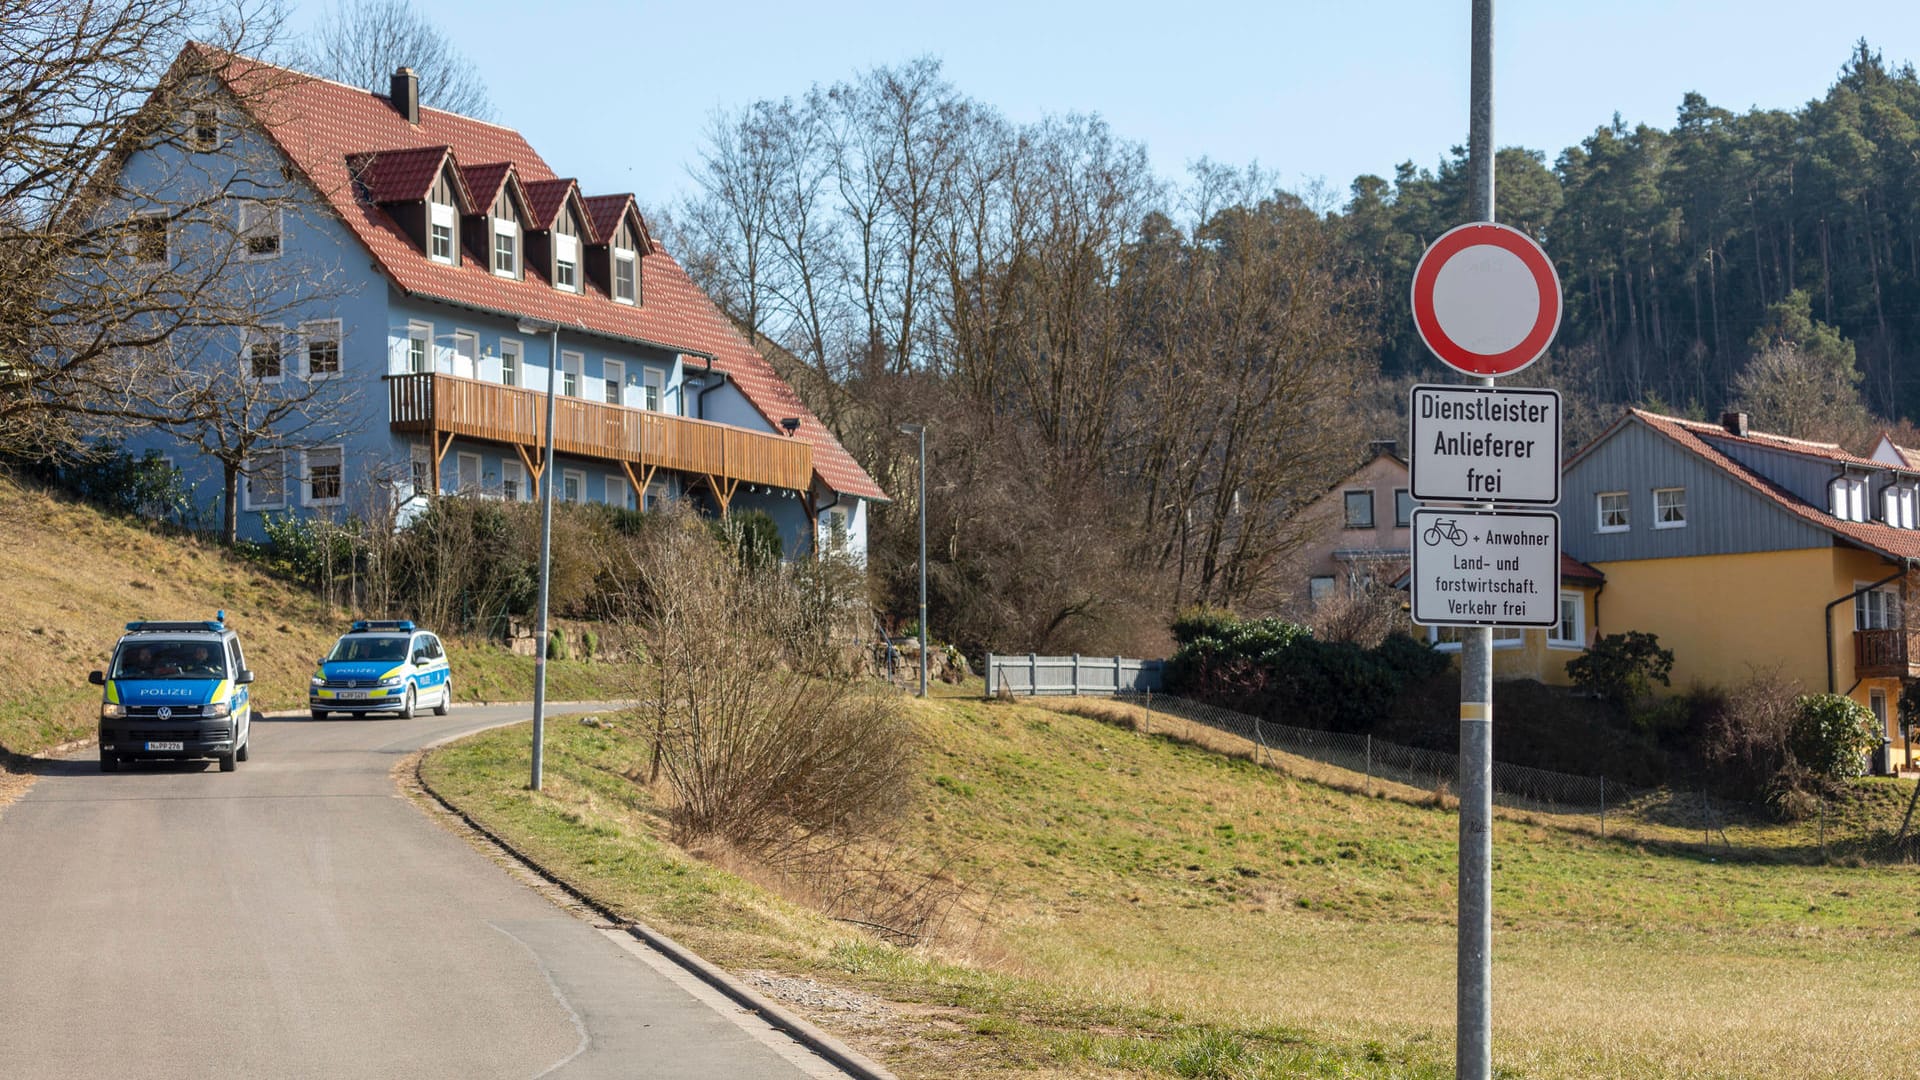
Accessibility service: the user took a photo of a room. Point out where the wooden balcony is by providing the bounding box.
[386,372,813,496]
[1853,628,1920,679]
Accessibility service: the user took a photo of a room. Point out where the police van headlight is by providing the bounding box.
[379,675,404,687]
[205,701,231,719]
[310,673,325,687]
[101,703,126,719]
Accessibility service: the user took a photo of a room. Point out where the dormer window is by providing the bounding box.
[1830,475,1868,522]
[1884,483,1917,529]
[613,247,636,304]
[429,202,456,264]
[492,218,519,277]
[554,233,578,292]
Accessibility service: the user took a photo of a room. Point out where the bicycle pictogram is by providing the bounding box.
[1422,517,1469,547]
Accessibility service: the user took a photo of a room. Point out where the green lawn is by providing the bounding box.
[420,694,1920,1079]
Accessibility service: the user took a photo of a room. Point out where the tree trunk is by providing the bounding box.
[222,461,239,546]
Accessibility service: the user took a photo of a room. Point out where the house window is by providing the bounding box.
[410,446,431,496]
[554,233,579,292]
[301,320,341,379]
[1882,483,1918,530]
[501,460,524,502]
[1429,625,1524,651]
[1549,592,1585,648]
[602,359,624,406]
[407,322,432,374]
[1857,585,1902,631]
[1343,490,1374,529]
[644,480,667,512]
[452,330,478,379]
[492,219,519,277]
[1309,576,1336,605]
[247,327,284,381]
[429,202,456,264]
[499,338,521,387]
[642,368,664,412]
[560,351,582,397]
[131,214,168,265]
[1597,491,1629,532]
[1653,487,1686,529]
[1831,476,1868,522]
[1394,489,1415,528]
[244,450,286,510]
[605,476,628,508]
[238,202,281,258]
[613,248,637,304]
[188,107,219,150]
[456,452,482,493]
[562,470,584,504]
[303,446,344,506]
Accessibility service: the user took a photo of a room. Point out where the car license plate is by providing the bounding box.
[145,741,184,751]
[337,690,369,700]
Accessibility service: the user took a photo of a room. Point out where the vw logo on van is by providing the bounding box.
[347,680,359,688]
[157,707,172,720]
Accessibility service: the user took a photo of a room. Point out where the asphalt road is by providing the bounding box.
[0,705,847,1080]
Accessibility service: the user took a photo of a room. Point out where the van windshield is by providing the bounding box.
[327,636,410,663]
[113,639,228,679]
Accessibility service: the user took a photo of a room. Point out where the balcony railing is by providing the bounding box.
[386,372,813,493]
[1854,628,1920,679]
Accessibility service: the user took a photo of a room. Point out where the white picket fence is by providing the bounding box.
[984,653,1164,697]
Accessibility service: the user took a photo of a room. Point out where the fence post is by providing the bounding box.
[1599,775,1606,838]
[985,652,994,699]
[1820,798,1828,860]
[1115,654,1124,693]
[1072,653,1081,696]
[1028,652,1037,697]
[1253,714,1266,766]
[1144,689,1153,736]
[1366,734,1373,797]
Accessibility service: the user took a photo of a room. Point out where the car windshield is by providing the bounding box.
[113,639,227,679]
[327,636,410,663]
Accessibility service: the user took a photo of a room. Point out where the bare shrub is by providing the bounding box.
[609,507,917,860]
[1307,586,1404,647]
[1701,668,1803,808]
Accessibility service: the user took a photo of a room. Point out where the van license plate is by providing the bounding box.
[145,741,184,751]
[337,690,369,700]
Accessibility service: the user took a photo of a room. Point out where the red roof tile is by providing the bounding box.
[1659,413,1884,469]
[206,49,884,501]
[521,178,583,233]
[1631,410,1920,562]
[349,144,459,205]
[1559,553,1604,585]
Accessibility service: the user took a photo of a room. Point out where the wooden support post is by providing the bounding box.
[429,430,455,496]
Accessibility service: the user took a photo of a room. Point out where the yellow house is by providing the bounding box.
[1560,409,1920,772]
[1398,552,1604,687]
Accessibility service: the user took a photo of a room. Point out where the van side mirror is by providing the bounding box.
[88,671,105,686]
[237,669,255,685]
[413,651,428,665]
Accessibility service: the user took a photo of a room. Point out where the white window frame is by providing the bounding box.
[612,247,637,304]
[1857,583,1903,631]
[1549,591,1585,649]
[605,475,628,509]
[1831,475,1868,523]
[492,217,519,278]
[1597,491,1629,533]
[554,233,579,292]
[1343,489,1374,529]
[406,321,433,374]
[246,325,286,383]
[237,201,282,260]
[561,469,585,504]
[410,445,431,498]
[500,460,525,502]
[301,445,345,507]
[455,451,483,493]
[428,201,456,264]
[1653,486,1686,529]
[452,329,479,380]
[642,367,665,412]
[602,359,625,406]
[1888,483,1919,530]
[187,106,221,150]
[1429,625,1523,652]
[560,351,583,398]
[499,337,521,388]
[243,450,287,511]
[299,319,342,380]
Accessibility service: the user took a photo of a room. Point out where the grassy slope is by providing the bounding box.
[422,691,1920,1080]
[0,477,629,758]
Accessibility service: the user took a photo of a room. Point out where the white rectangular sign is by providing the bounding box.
[1410,508,1561,628]
[1409,384,1561,505]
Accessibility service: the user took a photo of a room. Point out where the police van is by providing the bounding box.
[309,620,452,719]
[89,615,254,773]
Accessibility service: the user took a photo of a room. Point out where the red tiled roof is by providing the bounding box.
[206,48,884,501]
[1660,413,1884,469]
[1560,553,1604,585]
[521,178,582,233]
[350,144,458,205]
[1630,410,1920,562]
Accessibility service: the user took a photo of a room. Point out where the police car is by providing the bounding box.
[89,615,254,773]
[309,620,452,719]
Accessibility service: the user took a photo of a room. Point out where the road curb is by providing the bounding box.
[409,749,899,1080]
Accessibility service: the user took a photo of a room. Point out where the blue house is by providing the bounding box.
[110,48,885,554]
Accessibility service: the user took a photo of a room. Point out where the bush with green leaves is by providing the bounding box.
[1790,693,1879,780]
[14,440,199,528]
[1566,631,1674,711]
[1165,612,1447,732]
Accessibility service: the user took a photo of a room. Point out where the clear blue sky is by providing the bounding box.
[286,1,1920,216]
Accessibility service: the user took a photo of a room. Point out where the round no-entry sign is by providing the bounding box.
[1411,222,1561,378]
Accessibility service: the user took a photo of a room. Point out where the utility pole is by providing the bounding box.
[517,318,562,792]
[899,423,928,697]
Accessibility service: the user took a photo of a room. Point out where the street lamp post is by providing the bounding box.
[899,423,927,697]
[517,318,561,791]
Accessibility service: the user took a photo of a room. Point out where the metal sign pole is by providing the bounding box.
[1460,1,1495,1077]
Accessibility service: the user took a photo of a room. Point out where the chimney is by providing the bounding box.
[390,67,420,124]
[1721,411,1749,438]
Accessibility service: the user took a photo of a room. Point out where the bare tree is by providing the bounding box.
[301,0,492,119]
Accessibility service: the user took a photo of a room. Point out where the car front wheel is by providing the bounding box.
[433,680,450,716]
[397,685,416,720]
